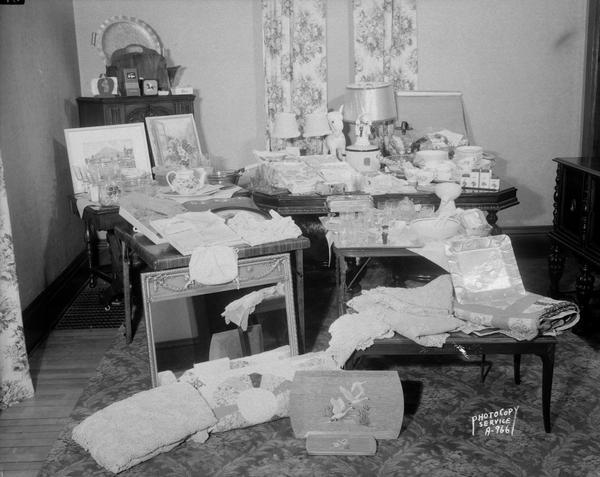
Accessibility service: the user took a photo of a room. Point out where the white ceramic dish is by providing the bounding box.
[409,216,461,241]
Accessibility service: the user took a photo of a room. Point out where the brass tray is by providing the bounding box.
[96,16,163,63]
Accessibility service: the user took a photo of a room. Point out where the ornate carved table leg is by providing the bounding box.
[486,210,501,235]
[548,242,565,298]
[336,253,348,317]
[100,229,124,310]
[121,240,133,343]
[85,220,98,288]
[294,249,305,353]
[575,261,595,329]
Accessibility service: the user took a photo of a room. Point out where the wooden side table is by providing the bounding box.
[345,332,557,433]
[114,225,310,356]
[70,196,126,309]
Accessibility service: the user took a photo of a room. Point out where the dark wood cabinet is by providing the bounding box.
[76,94,195,127]
[549,157,600,326]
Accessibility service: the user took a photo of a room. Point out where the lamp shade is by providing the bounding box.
[343,82,396,123]
[303,112,331,137]
[272,112,300,138]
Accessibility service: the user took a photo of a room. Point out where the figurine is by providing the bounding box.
[325,106,346,160]
[354,113,372,147]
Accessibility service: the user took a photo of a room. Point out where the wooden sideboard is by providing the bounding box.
[549,157,600,327]
[76,95,195,126]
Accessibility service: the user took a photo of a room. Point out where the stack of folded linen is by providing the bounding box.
[226,209,302,246]
[258,161,321,194]
[326,275,465,367]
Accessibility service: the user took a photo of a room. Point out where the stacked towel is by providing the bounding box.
[71,382,216,474]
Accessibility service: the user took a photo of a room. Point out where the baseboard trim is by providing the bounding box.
[23,251,90,354]
[504,226,553,256]
[503,225,553,237]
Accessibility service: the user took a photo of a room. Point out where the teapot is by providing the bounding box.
[166,168,207,195]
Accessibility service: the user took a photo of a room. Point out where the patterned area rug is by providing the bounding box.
[55,281,124,330]
[39,317,600,476]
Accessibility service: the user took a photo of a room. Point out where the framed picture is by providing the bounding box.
[64,123,152,194]
[145,114,204,174]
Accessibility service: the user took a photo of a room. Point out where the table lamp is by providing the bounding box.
[303,112,332,155]
[271,112,301,153]
[343,82,397,156]
[342,82,396,171]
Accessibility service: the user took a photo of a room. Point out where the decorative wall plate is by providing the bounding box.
[95,16,163,64]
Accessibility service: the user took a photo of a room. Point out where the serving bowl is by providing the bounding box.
[206,169,242,186]
[409,216,461,241]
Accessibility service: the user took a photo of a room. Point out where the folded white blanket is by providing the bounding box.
[72,382,216,474]
[327,275,463,365]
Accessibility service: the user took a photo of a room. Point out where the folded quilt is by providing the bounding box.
[178,349,338,433]
[71,382,216,474]
[453,293,580,340]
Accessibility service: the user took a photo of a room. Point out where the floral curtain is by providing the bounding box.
[353,0,418,91]
[262,0,328,149]
[0,149,34,409]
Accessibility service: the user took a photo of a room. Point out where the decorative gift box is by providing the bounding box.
[289,370,404,442]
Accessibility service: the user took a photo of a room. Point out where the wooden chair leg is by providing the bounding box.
[513,354,521,384]
[344,351,362,370]
[540,345,555,433]
[480,354,492,383]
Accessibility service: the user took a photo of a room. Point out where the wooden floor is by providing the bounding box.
[0,328,116,477]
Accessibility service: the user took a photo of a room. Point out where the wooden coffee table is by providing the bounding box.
[344,332,557,432]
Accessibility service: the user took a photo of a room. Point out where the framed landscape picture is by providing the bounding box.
[145,114,204,174]
[64,123,152,194]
